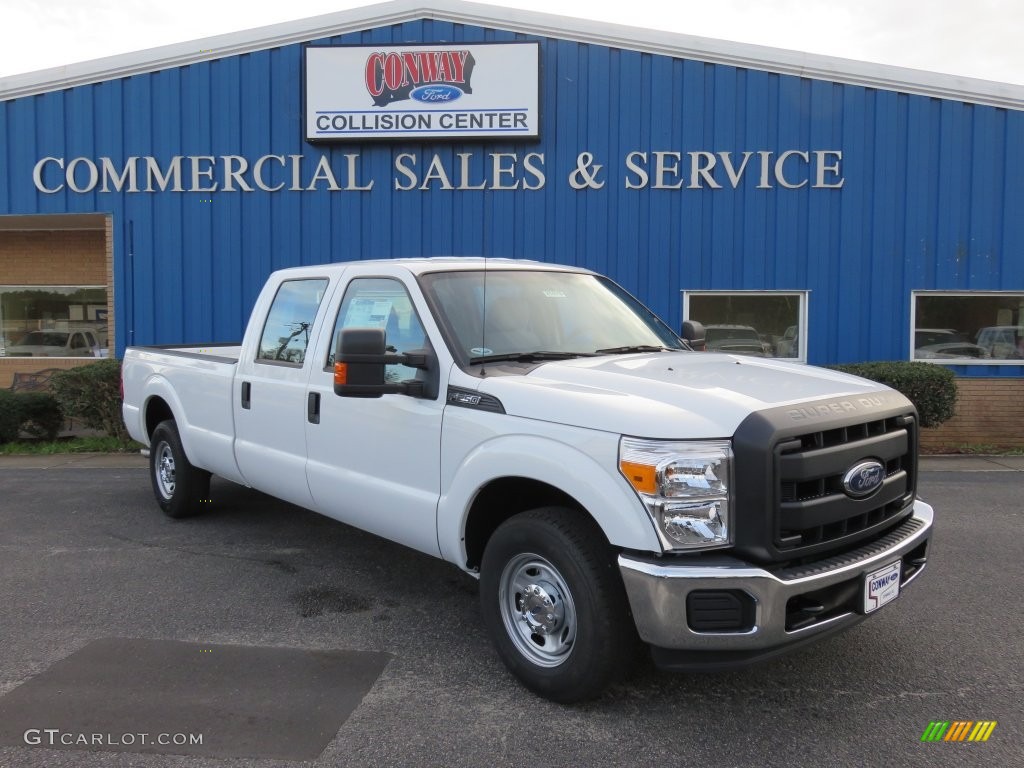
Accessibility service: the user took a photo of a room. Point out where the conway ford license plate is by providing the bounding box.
[863,561,902,613]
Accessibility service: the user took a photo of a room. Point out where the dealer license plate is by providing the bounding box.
[863,561,902,613]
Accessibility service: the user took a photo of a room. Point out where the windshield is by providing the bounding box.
[420,270,684,364]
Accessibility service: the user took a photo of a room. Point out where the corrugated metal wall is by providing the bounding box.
[1,18,1022,374]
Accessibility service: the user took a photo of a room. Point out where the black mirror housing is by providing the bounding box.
[334,328,435,398]
[338,328,387,393]
[681,320,707,351]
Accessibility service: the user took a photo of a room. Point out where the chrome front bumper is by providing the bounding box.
[619,499,933,664]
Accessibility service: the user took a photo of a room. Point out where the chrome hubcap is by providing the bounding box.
[155,441,176,499]
[499,554,577,667]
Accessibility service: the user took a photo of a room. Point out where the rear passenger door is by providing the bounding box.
[234,276,334,509]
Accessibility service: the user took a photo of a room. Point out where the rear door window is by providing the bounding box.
[257,279,330,366]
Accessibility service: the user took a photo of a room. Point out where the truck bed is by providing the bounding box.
[122,343,244,484]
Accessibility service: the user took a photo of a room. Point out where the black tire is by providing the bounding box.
[479,507,640,703]
[149,419,210,519]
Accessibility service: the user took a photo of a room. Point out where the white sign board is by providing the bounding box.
[305,43,540,141]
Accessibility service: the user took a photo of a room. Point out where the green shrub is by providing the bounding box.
[50,359,130,441]
[0,390,64,443]
[0,390,21,444]
[16,392,64,440]
[829,361,958,428]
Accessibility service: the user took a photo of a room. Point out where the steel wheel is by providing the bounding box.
[148,420,210,518]
[499,553,578,668]
[480,507,641,702]
[154,439,176,500]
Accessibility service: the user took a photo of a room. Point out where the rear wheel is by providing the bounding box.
[150,420,210,519]
[479,507,639,703]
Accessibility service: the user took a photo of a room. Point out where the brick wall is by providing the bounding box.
[1,226,112,389]
[0,230,106,284]
[920,378,1024,451]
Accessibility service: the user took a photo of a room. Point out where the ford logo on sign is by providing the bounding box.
[411,84,462,103]
[843,460,885,498]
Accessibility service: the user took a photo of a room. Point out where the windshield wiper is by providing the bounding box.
[594,345,675,355]
[469,351,594,365]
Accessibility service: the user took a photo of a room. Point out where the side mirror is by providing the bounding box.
[334,328,434,398]
[681,320,706,351]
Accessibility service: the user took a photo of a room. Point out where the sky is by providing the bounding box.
[0,0,1022,86]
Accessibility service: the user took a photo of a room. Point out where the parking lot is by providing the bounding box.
[0,456,1020,767]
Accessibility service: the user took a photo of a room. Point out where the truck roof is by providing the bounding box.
[269,257,593,279]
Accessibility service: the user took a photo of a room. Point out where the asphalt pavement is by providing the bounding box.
[0,455,1020,767]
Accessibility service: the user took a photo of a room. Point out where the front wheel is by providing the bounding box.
[149,420,210,519]
[479,507,639,702]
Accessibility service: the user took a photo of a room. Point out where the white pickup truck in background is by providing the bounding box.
[122,258,934,702]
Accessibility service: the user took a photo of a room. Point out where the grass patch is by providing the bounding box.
[0,435,143,455]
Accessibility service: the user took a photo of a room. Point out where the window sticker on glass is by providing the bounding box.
[344,298,394,328]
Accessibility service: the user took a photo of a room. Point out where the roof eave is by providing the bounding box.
[2,0,1023,110]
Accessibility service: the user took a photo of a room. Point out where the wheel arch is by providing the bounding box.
[464,477,594,571]
[144,395,175,442]
[136,378,194,460]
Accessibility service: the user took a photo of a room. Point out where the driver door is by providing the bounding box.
[305,274,445,557]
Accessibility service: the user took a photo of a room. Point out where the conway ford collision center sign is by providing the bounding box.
[305,43,540,141]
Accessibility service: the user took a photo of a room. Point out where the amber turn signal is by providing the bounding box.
[334,362,348,386]
[619,460,656,495]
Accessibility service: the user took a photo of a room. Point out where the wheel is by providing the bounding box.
[479,507,639,703]
[149,419,210,519]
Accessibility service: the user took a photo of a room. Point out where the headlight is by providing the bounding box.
[619,438,732,551]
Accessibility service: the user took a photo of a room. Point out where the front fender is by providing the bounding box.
[437,430,662,569]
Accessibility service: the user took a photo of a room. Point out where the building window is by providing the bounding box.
[0,286,108,358]
[682,291,807,360]
[913,292,1024,362]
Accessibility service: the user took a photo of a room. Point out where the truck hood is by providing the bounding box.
[477,352,896,438]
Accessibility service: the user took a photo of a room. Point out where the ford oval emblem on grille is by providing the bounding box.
[843,460,885,498]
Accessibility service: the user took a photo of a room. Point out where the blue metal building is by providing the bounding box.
[1,0,1023,386]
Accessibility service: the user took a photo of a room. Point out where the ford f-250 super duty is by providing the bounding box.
[122,258,933,702]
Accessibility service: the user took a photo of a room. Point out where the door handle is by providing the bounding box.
[241,381,251,409]
[307,392,321,424]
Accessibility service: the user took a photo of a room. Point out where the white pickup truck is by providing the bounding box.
[122,258,933,702]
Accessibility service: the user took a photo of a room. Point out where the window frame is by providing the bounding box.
[911,290,1024,365]
[681,290,809,362]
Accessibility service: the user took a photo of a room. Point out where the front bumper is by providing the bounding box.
[619,499,933,669]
